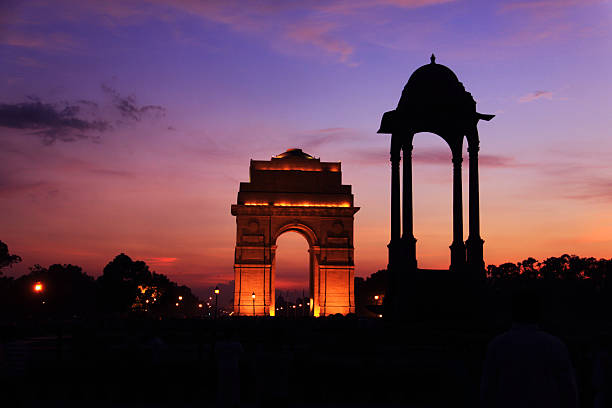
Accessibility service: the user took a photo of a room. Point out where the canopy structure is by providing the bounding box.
[377,55,494,291]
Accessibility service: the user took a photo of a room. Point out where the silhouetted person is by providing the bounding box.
[214,328,243,408]
[480,289,578,408]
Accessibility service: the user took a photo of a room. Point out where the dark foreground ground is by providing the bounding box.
[1,312,612,408]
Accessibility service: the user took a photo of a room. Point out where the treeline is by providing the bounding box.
[487,254,612,286]
[355,254,612,316]
[0,241,204,320]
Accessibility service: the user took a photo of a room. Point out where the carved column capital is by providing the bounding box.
[402,142,413,154]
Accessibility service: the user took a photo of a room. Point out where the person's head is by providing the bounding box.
[511,288,541,324]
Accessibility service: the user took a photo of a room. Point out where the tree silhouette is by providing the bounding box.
[24,264,97,317]
[97,253,200,316]
[0,240,22,274]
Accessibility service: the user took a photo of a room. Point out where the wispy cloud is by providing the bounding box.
[286,21,354,63]
[496,0,607,47]
[500,0,606,14]
[144,257,178,265]
[0,179,52,197]
[348,147,525,167]
[0,87,166,144]
[518,90,553,103]
[0,98,110,144]
[297,127,359,150]
[0,31,80,51]
[317,0,455,14]
[31,0,455,65]
[102,84,166,122]
[562,178,612,201]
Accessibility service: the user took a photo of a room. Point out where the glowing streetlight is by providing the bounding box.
[251,292,256,316]
[198,303,203,308]
[175,302,179,307]
[178,296,183,301]
[214,286,220,319]
[34,282,43,293]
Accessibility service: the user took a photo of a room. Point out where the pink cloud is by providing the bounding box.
[348,147,524,167]
[0,31,80,51]
[40,0,454,64]
[286,21,354,63]
[315,0,455,14]
[500,0,605,14]
[144,257,179,265]
[518,90,553,103]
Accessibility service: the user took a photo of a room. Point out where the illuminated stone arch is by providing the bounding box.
[231,149,359,316]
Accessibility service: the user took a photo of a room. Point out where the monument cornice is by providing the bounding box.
[231,204,359,217]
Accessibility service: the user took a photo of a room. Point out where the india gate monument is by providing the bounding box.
[231,148,359,316]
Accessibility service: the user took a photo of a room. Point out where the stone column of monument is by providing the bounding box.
[401,140,417,271]
[466,139,485,273]
[388,134,402,269]
[384,135,402,316]
[450,154,466,271]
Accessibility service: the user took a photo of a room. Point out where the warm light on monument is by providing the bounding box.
[244,202,351,208]
[232,148,359,317]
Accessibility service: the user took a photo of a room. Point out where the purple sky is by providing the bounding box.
[1,0,611,295]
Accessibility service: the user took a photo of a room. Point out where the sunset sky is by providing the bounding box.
[1,0,611,296]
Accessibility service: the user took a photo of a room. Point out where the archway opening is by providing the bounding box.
[274,231,311,317]
[412,132,455,270]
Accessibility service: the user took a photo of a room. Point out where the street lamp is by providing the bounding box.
[374,295,379,305]
[214,286,220,319]
[178,295,183,301]
[251,292,256,316]
[33,282,44,308]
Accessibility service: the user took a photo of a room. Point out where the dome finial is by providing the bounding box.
[430,53,436,64]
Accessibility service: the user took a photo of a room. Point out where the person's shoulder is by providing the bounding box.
[533,330,569,353]
[487,329,517,348]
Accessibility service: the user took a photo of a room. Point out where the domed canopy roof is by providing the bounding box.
[397,54,470,111]
[274,148,315,159]
[377,54,494,136]
[405,54,459,89]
